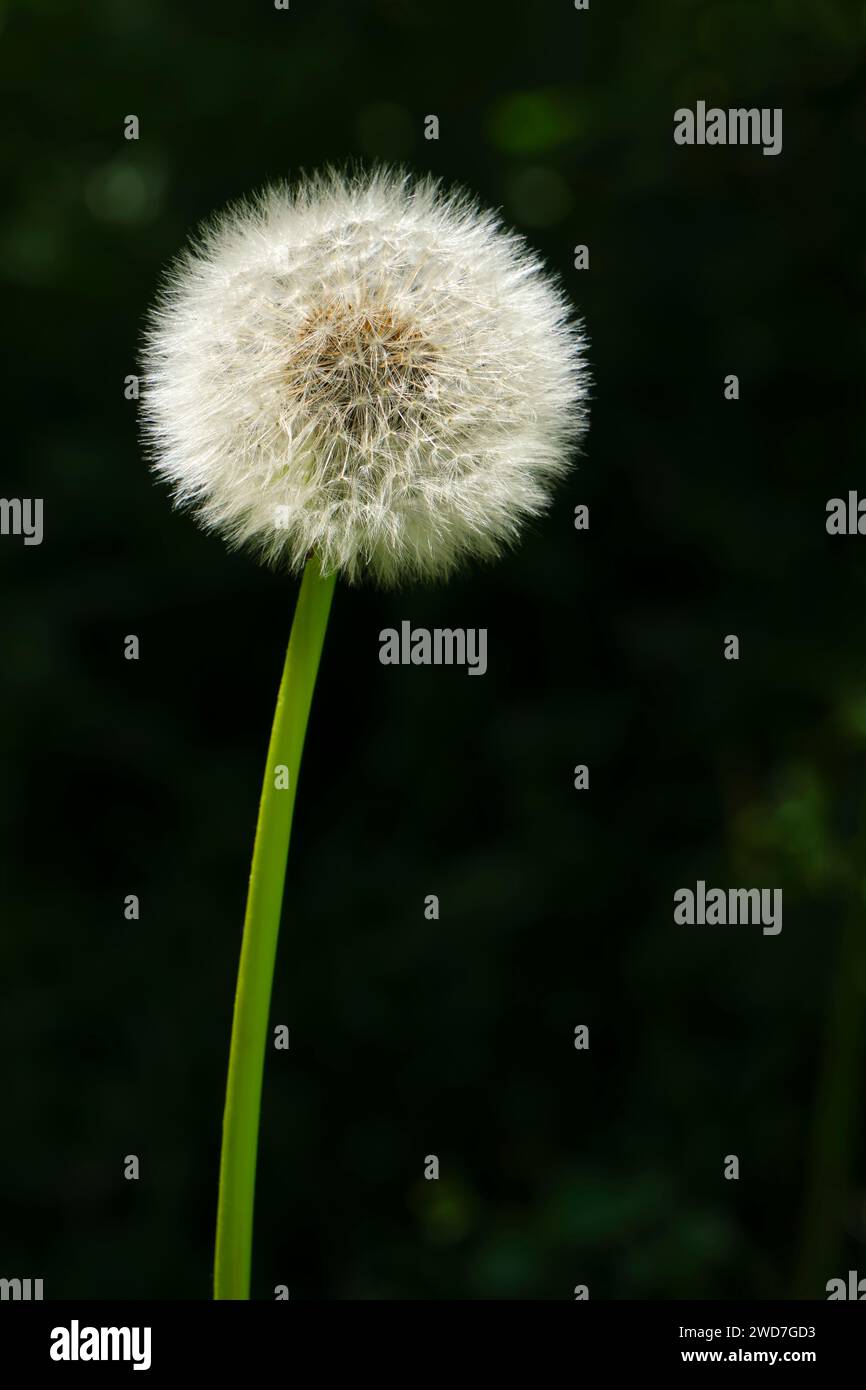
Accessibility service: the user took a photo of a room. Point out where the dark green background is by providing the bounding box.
[2,0,865,1299]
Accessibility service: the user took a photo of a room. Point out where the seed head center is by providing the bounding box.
[284,299,435,442]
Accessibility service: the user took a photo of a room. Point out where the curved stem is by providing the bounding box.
[214,557,336,1300]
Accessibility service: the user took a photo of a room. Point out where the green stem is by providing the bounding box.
[214,556,336,1300]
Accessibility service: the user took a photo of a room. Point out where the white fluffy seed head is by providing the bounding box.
[141,166,590,587]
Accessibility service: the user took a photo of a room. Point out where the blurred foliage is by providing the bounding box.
[1,0,865,1299]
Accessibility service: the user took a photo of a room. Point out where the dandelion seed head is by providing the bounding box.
[141,166,590,586]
